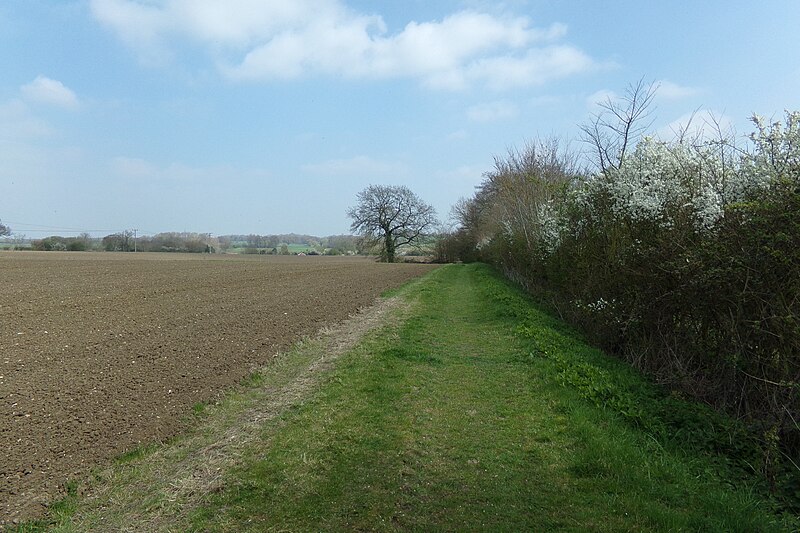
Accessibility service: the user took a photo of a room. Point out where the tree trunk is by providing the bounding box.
[384,230,395,263]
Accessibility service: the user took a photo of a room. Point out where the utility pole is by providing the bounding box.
[133,228,138,252]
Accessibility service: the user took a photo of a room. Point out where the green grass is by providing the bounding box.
[188,264,794,531]
[15,263,796,531]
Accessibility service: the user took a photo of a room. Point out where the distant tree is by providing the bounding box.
[323,234,359,254]
[347,184,437,263]
[66,238,86,251]
[102,230,133,252]
[11,233,27,250]
[0,220,10,237]
[218,236,232,252]
[33,236,71,251]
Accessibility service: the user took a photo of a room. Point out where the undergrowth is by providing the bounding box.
[481,264,799,517]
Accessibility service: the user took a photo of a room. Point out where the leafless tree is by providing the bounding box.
[0,220,10,237]
[347,185,437,263]
[580,78,659,173]
[102,230,133,252]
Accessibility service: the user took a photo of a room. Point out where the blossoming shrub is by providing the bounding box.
[457,112,800,500]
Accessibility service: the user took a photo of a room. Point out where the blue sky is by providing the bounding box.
[1,0,798,237]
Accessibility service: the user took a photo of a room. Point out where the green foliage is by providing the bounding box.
[32,235,93,251]
[115,443,159,464]
[135,232,213,253]
[482,265,799,510]
[239,371,264,388]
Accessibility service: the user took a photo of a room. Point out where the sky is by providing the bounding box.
[1,0,798,238]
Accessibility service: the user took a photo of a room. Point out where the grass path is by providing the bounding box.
[25,264,793,531]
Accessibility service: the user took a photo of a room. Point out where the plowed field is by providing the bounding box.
[0,252,436,523]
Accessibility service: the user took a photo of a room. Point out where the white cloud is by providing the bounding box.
[436,164,483,184]
[111,156,160,178]
[20,76,79,108]
[91,0,597,90]
[587,80,700,112]
[446,129,469,141]
[111,156,268,184]
[657,110,735,141]
[301,155,407,180]
[529,94,561,107]
[0,100,54,139]
[89,0,174,65]
[467,100,518,122]
[585,88,618,110]
[172,0,339,45]
[464,45,596,91]
[656,80,701,100]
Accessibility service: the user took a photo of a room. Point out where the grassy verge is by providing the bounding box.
[17,264,796,531]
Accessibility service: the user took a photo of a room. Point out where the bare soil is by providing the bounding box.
[0,252,436,523]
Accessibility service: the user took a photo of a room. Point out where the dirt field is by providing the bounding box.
[0,252,436,523]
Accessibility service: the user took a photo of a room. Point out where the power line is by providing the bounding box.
[2,220,161,236]
[3,220,121,233]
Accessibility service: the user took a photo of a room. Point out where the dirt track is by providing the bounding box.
[0,252,436,523]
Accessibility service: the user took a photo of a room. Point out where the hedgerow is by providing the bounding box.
[446,102,800,507]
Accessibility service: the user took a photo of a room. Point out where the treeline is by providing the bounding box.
[442,83,799,503]
[30,232,215,253]
[221,233,317,249]
[132,232,214,253]
[219,233,358,255]
[27,231,360,255]
[32,233,94,251]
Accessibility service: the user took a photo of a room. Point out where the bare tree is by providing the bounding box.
[102,230,133,252]
[580,78,659,173]
[0,220,10,237]
[347,185,437,263]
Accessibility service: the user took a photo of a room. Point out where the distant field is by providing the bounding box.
[0,251,436,523]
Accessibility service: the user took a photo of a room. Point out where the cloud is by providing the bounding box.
[435,164,483,184]
[111,156,269,184]
[111,156,161,179]
[301,155,407,180]
[91,0,597,90]
[89,0,173,65]
[20,76,79,108]
[461,45,596,91]
[467,100,518,122]
[587,80,700,112]
[529,94,562,107]
[585,88,618,110]
[0,100,54,139]
[655,80,701,100]
[446,129,469,141]
[657,110,735,141]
